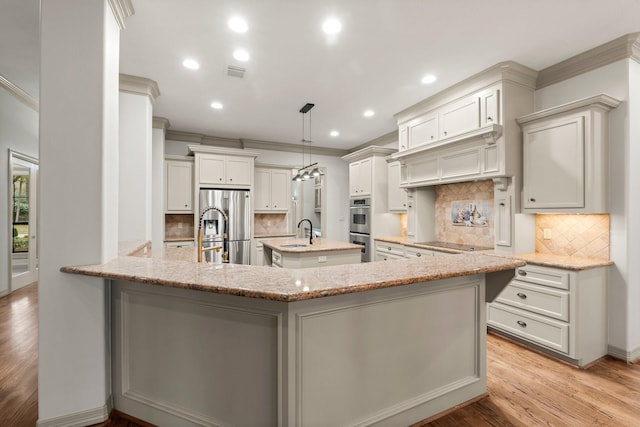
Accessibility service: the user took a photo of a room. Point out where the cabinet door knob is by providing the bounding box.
[444,131,448,136]
[430,135,434,140]
[499,202,505,207]
[518,270,527,276]
[517,293,527,299]
[416,253,421,257]
[274,205,277,208]
[185,204,188,207]
[229,178,233,182]
[517,320,527,328]
[487,116,493,122]
[529,198,536,202]
[219,178,223,181]
[387,247,392,251]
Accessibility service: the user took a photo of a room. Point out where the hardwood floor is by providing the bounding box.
[2,283,639,426]
[0,283,38,427]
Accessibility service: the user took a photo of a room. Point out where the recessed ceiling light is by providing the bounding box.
[233,49,250,62]
[363,110,375,118]
[228,16,248,33]
[210,101,223,110]
[182,59,200,70]
[330,130,340,137]
[322,18,342,35]
[421,74,437,84]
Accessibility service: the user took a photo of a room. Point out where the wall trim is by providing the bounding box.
[537,32,640,89]
[119,74,160,103]
[0,75,38,111]
[36,398,111,427]
[608,344,640,363]
[152,116,170,132]
[166,129,350,157]
[349,130,397,153]
[107,0,135,30]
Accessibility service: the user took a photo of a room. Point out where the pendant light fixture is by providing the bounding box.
[292,102,320,181]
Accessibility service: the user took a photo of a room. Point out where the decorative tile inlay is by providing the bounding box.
[435,180,494,248]
[535,214,610,259]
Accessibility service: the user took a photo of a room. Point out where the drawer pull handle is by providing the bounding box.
[517,293,527,299]
[518,270,527,276]
[416,253,421,257]
[388,247,392,251]
[517,320,527,328]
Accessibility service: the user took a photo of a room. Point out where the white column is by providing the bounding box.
[38,0,131,423]
[118,75,158,242]
[152,117,169,248]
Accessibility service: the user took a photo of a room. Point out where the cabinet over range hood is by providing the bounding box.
[391,61,538,188]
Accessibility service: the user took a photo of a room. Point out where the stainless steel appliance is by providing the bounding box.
[349,198,371,234]
[349,232,370,263]
[199,188,251,264]
[349,198,371,262]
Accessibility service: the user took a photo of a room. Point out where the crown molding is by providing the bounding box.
[0,75,38,111]
[348,130,398,153]
[107,0,134,30]
[152,116,170,132]
[537,32,640,89]
[119,74,160,103]
[165,129,350,157]
[187,144,259,158]
[342,146,397,163]
[517,94,621,125]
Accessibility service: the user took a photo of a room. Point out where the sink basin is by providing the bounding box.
[281,244,308,248]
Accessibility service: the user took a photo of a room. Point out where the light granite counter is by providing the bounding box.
[260,237,361,253]
[61,245,524,302]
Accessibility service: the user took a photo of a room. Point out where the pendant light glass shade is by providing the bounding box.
[311,168,321,177]
[301,169,311,180]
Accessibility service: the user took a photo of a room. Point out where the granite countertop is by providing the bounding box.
[375,236,613,270]
[254,233,297,239]
[60,245,524,302]
[261,237,361,253]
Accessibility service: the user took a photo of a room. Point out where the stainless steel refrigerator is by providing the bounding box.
[199,188,251,264]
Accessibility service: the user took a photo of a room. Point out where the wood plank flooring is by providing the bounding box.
[2,283,639,426]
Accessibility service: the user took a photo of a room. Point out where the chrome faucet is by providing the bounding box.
[198,206,229,263]
[297,218,314,245]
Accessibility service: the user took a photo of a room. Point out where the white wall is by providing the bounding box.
[38,0,120,422]
[166,141,350,241]
[534,59,639,357]
[151,126,166,247]
[0,89,39,296]
[119,91,152,242]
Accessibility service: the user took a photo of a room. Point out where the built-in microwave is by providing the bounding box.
[349,198,371,234]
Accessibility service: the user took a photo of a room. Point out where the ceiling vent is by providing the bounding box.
[227,65,246,78]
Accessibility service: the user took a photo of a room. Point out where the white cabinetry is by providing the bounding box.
[255,168,290,212]
[348,158,372,196]
[199,154,252,187]
[393,62,537,186]
[164,159,193,213]
[387,160,407,212]
[488,264,608,367]
[517,94,620,213]
[164,240,195,248]
[375,241,405,261]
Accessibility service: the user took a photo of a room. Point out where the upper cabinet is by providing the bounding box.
[343,147,396,200]
[517,94,620,214]
[387,160,407,212]
[348,158,372,196]
[255,167,291,213]
[199,154,252,187]
[393,62,537,187]
[165,158,193,213]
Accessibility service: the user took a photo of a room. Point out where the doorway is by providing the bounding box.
[9,150,38,291]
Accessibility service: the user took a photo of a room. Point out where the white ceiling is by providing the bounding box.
[4,0,640,150]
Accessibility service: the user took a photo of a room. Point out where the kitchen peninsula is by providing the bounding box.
[62,245,523,426]
[261,237,362,268]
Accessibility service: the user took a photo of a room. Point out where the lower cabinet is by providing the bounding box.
[164,240,195,248]
[488,264,607,367]
[374,240,454,261]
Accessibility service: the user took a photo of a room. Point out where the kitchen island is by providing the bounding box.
[62,245,524,427]
[261,237,362,268]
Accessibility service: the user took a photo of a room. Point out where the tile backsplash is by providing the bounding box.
[254,213,289,235]
[535,214,610,259]
[434,180,494,248]
[165,214,194,239]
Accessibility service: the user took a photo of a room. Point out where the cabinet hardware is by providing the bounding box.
[517,320,527,328]
[444,131,448,136]
[518,270,527,276]
[487,116,493,121]
[416,253,422,257]
[230,178,233,182]
[430,135,434,140]
[517,293,527,299]
[219,178,223,181]
[529,198,536,202]
[499,202,505,206]
[387,247,392,251]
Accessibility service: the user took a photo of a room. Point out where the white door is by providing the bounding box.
[10,151,39,291]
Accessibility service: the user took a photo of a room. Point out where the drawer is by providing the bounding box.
[376,252,405,261]
[488,304,569,354]
[272,250,283,267]
[496,281,569,321]
[406,248,434,258]
[165,240,195,248]
[514,265,569,290]
[375,242,405,257]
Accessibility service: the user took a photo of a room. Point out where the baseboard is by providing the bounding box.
[37,396,112,427]
[608,344,640,363]
[0,289,8,298]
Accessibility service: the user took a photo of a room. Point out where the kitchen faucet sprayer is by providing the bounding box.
[198,206,229,263]
[297,218,314,245]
